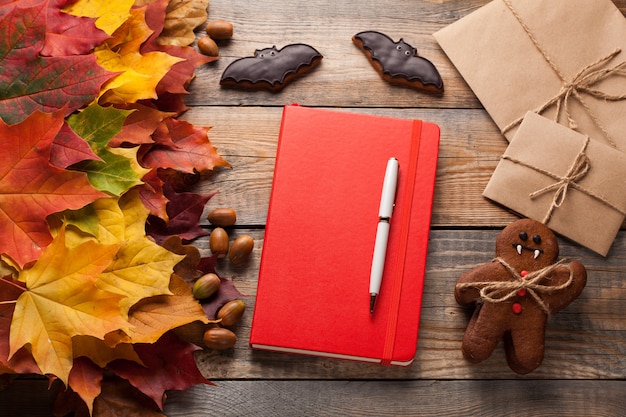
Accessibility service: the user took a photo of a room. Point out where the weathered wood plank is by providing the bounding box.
[188,228,626,380]
[190,0,484,109]
[187,0,626,109]
[4,378,625,416]
[185,106,626,230]
[163,380,626,417]
[183,107,517,228]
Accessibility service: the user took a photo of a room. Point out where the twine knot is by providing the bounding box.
[528,138,591,221]
[501,0,626,147]
[456,257,572,314]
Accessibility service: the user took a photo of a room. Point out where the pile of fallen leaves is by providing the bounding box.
[0,0,242,415]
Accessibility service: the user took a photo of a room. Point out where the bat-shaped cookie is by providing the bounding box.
[220,44,323,92]
[353,31,443,93]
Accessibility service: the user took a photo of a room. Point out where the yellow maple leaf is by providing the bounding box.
[95,5,184,104]
[59,192,183,315]
[9,227,127,384]
[63,0,135,35]
[97,237,183,313]
[96,47,183,104]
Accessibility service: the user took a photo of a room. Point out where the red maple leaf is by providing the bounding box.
[41,0,110,57]
[145,184,214,244]
[0,0,115,124]
[139,118,230,173]
[108,332,212,409]
[0,110,107,268]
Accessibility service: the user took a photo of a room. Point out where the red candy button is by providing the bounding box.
[517,288,527,297]
[520,270,529,277]
[512,303,523,314]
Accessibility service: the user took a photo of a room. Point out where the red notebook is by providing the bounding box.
[250,105,440,366]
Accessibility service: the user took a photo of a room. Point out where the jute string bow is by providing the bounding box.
[455,257,573,315]
[501,0,626,148]
[501,135,626,224]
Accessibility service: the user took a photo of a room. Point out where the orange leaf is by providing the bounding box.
[126,275,208,344]
[0,110,107,268]
[68,357,103,415]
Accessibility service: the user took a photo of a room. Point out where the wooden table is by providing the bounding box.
[3,0,626,415]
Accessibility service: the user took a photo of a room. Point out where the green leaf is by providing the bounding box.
[75,149,144,196]
[67,103,133,151]
[67,103,143,196]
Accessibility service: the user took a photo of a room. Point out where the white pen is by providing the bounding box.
[369,157,399,315]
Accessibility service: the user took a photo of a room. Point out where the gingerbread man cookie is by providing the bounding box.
[455,219,587,374]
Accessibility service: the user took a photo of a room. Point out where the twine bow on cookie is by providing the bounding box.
[455,257,573,315]
[501,0,626,147]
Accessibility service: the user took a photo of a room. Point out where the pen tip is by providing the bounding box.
[370,294,377,315]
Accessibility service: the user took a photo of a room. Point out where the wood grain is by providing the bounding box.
[162,380,626,417]
[3,0,626,415]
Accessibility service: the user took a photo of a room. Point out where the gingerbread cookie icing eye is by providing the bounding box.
[519,231,528,240]
[533,234,541,244]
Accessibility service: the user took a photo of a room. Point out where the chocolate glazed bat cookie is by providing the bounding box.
[220,44,323,92]
[455,219,587,374]
[352,31,443,93]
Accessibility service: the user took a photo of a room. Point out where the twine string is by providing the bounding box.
[455,257,573,315]
[500,0,626,147]
[500,135,626,224]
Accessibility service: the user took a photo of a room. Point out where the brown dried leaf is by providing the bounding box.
[156,0,210,46]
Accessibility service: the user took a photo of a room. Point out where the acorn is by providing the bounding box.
[192,273,221,300]
[205,20,234,40]
[207,207,237,227]
[228,235,254,265]
[198,36,219,57]
[209,227,229,257]
[217,299,246,327]
[203,327,237,350]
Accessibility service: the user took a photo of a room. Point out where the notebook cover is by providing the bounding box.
[250,105,440,366]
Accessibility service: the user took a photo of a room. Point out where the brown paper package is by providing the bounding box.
[483,112,626,256]
[434,0,626,151]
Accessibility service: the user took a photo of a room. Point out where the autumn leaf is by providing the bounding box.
[139,118,231,173]
[0,0,115,124]
[51,122,102,169]
[73,335,143,368]
[109,332,212,409]
[54,376,167,417]
[125,274,208,344]
[95,6,184,104]
[155,0,210,46]
[0,109,107,268]
[42,0,109,56]
[63,0,135,36]
[64,103,148,196]
[53,191,183,314]
[68,357,104,415]
[97,237,184,313]
[145,185,214,244]
[141,0,215,96]
[0,276,40,375]
[112,103,174,147]
[10,226,126,384]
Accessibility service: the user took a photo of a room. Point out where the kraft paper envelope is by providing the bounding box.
[484,112,626,256]
[434,0,626,151]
